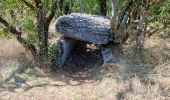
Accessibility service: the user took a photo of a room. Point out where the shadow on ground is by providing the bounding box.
[0,37,170,99]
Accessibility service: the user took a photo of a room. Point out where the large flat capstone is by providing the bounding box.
[55,13,112,44]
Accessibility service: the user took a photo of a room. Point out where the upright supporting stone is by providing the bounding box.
[57,37,77,66]
[101,45,118,64]
[54,13,120,66]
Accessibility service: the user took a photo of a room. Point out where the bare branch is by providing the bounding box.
[21,0,35,10]
[46,0,57,25]
[111,0,115,18]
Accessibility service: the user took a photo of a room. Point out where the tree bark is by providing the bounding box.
[98,0,107,16]
[34,0,48,59]
[134,3,147,56]
[108,0,132,63]
[111,0,116,19]
[64,2,71,15]
[34,0,57,59]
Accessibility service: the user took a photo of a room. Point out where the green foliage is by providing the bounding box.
[23,19,37,33]
[47,43,59,62]
[0,28,12,39]
[150,0,170,21]
[0,0,37,38]
[148,0,170,37]
[159,0,170,19]
[24,33,39,47]
[83,0,100,14]
[149,22,164,29]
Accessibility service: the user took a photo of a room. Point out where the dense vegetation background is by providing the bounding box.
[0,0,170,61]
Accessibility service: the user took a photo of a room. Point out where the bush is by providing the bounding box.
[47,43,59,62]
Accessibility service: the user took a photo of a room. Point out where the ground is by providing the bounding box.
[0,34,170,100]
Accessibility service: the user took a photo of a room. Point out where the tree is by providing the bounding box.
[34,0,57,60]
[0,0,58,62]
[98,0,107,16]
[110,0,147,58]
[58,0,72,15]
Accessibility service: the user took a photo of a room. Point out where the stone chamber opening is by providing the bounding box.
[61,41,102,73]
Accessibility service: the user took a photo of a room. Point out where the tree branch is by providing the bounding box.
[34,0,41,9]
[0,17,21,36]
[111,0,115,18]
[0,17,38,60]
[34,0,44,24]
[46,0,57,25]
[21,0,35,10]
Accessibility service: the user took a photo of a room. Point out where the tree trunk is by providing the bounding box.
[111,0,116,19]
[34,0,58,60]
[134,5,147,56]
[36,10,48,59]
[59,0,71,15]
[35,0,49,59]
[37,24,48,59]
[98,0,107,16]
[64,2,71,15]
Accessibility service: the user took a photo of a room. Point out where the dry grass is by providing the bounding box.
[0,35,170,100]
[0,39,26,81]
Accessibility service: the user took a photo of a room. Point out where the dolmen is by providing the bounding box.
[55,13,116,66]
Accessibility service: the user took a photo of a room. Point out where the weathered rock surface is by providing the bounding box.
[101,44,119,64]
[55,13,112,44]
[57,37,77,66]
